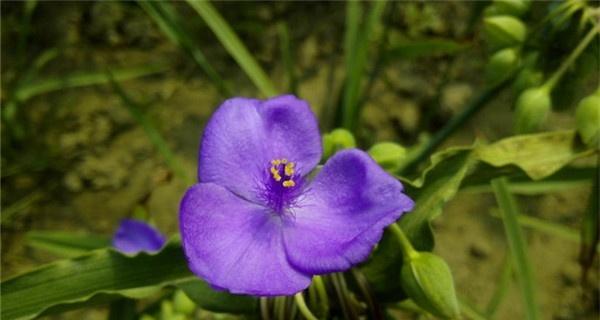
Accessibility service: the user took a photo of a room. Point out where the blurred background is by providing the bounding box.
[1,1,598,319]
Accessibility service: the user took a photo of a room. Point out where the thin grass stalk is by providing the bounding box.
[491,177,539,320]
[186,0,278,97]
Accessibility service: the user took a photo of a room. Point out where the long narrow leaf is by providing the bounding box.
[186,0,277,97]
[491,177,539,320]
[342,0,387,131]
[1,240,257,320]
[1,241,192,320]
[15,65,167,102]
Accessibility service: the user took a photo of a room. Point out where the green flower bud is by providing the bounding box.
[173,290,196,315]
[514,86,552,134]
[492,0,531,16]
[513,68,543,93]
[484,16,527,49]
[368,142,407,172]
[576,92,600,148]
[400,252,460,319]
[160,300,175,320]
[486,47,520,85]
[322,128,356,160]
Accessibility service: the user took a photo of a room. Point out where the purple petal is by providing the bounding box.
[283,149,414,274]
[113,219,166,254]
[198,95,322,202]
[180,183,312,296]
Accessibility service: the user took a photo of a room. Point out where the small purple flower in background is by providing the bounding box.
[113,219,166,254]
[180,95,414,296]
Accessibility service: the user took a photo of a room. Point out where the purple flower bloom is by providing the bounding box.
[113,219,166,254]
[180,95,414,296]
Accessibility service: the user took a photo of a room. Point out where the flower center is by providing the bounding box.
[261,158,303,215]
[269,158,296,188]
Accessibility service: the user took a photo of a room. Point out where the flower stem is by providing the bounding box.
[294,292,318,320]
[544,25,600,91]
[389,223,419,260]
[313,275,329,317]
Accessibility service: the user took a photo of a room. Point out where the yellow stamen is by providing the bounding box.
[271,159,281,166]
[283,180,296,188]
[281,158,288,164]
[284,163,295,176]
[270,166,282,181]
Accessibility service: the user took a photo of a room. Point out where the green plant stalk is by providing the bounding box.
[400,71,516,175]
[491,177,539,320]
[342,0,387,131]
[186,0,277,97]
[16,0,37,68]
[485,256,512,318]
[294,293,318,320]
[109,77,193,185]
[139,1,232,97]
[389,223,418,260]
[260,298,270,320]
[277,23,297,95]
[274,297,286,320]
[544,25,600,90]
[313,275,329,318]
[459,297,489,320]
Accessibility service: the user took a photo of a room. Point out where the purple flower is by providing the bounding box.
[180,95,414,296]
[113,219,166,254]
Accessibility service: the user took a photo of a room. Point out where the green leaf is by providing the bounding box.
[385,38,465,60]
[476,130,594,180]
[26,231,110,257]
[362,149,475,301]
[15,65,167,102]
[400,150,475,250]
[1,240,256,320]
[461,166,595,195]
[177,280,257,314]
[491,177,539,320]
[185,0,278,97]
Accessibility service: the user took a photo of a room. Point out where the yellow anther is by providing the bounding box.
[270,166,282,181]
[284,163,294,176]
[281,158,288,164]
[271,159,281,166]
[282,180,296,188]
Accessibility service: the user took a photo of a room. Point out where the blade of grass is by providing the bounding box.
[579,170,599,280]
[485,255,512,318]
[491,177,539,320]
[489,209,592,248]
[277,22,297,95]
[16,65,167,102]
[186,0,277,97]
[463,180,592,194]
[16,0,37,68]
[341,0,387,131]
[108,76,193,185]
[138,1,232,97]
